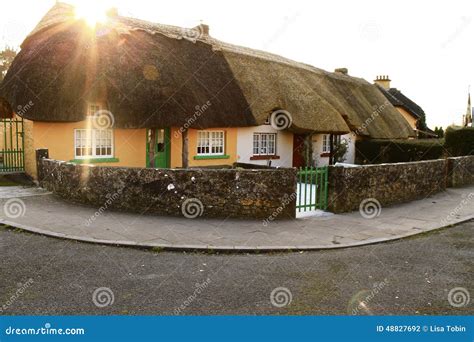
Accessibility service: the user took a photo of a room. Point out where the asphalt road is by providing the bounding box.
[0,221,472,315]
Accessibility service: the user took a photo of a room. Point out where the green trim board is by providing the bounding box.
[193,154,230,160]
[70,158,120,164]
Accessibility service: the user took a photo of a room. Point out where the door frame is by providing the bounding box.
[292,133,306,168]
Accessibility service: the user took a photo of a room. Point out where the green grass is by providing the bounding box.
[0,175,20,186]
[0,180,18,186]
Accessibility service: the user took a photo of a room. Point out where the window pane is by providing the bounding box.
[253,134,259,155]
[197,131,223,155]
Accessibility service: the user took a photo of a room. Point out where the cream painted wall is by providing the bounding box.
[312,133,356,166]
[396,107,418,131]
[236,125,293,167]
[23,117,35,178]
[27,120,146,179]
[170,127,238,168]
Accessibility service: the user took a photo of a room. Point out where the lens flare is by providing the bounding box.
[71,1,114,27]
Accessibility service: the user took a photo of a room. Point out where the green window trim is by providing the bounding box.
[70,158,120,164]
[193,154,230,160]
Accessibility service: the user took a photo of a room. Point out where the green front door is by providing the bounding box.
[147,128,170,168]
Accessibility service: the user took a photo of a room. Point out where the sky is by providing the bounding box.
[0,0,473,128]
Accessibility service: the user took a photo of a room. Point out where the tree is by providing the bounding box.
[0,47,17,81]
[434,126,445,138]
[333,139,348,163]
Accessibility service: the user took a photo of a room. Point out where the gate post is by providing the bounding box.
[35,148,49,182]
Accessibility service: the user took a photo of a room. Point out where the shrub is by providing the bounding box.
[333,139,348,163]
[355,139,445,164]
[444,126,474,157]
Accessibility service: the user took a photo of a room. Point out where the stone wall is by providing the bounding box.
[37,156,297,220]
[447,156,474,187]
[327,159,448,213]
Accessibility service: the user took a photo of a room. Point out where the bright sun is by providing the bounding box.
[72,1,114,27]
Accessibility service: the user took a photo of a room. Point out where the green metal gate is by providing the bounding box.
[0,117,25,173]
[296,166,328,212]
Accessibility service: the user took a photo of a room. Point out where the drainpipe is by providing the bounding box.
[148,129,156,168]
[329,134,334,165]
[182,129,189,168]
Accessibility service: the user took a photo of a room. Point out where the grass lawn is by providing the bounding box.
[0,175,20,186]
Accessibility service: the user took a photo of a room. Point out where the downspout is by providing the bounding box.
[329,134,334,165]
[181,129,189,168]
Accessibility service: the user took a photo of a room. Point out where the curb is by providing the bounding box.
[1,215,473,253]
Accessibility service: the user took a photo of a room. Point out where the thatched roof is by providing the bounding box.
[0,2,414,138]
[0,97,13,119]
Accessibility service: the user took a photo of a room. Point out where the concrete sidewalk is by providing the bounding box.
[0,186,473,251]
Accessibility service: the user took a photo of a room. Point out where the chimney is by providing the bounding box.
[374,75,391,89]
[335,68,348,75]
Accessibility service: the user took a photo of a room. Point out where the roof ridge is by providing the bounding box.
[29,2,368,85]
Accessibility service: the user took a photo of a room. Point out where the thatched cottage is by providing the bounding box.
[374,75,436,139]
[0,3,414,178]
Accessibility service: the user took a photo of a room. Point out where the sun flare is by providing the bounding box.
[72,1,114,27]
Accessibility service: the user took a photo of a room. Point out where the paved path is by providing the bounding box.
[0,186,473,250]
[0,186,50,199]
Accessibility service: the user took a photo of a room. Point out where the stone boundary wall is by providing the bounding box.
[327,159,448,213]
[447,156,474,187]
[36,152,297,220]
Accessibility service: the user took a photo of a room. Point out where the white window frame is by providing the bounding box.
[322,134,341,153]
[74,128,114,159]
[253,133,277,156]
[196,131,225,156]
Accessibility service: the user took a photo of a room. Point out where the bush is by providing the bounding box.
[444,126,474,157]
[355,139,445,164]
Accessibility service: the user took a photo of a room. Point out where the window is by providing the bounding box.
[322,134,341,153]
[253,133,276,155]
[197,131,224,155]
[75,129,113,159]
[87,103,101,116]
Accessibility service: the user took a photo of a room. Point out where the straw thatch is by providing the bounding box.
[0,97,13,119]
[0,2,414,138]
